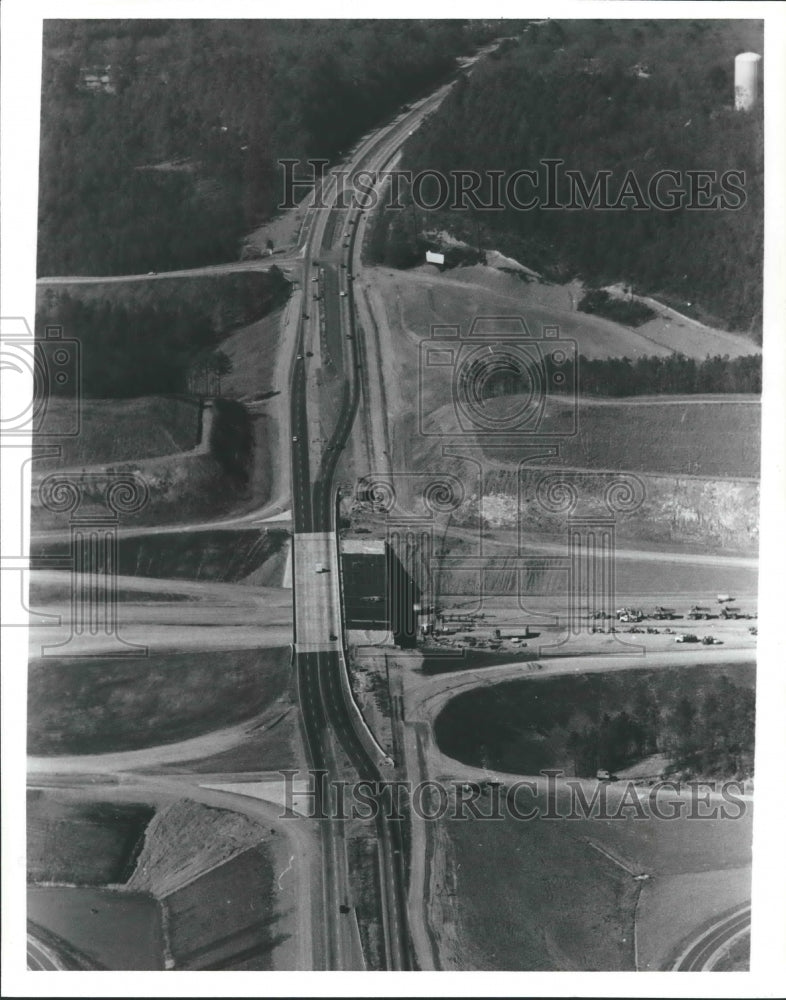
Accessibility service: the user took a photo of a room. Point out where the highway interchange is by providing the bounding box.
[25,43,759,975]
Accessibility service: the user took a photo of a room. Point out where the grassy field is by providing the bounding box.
[31,528,290,584]
[28,886,165,970]
[164,845,283,970]
[35,397,201,468]
[478,397,761,479]
[27,791,154,884]
[28,646,290,755]
[168,711,299,773]
[447,812,637,970]
[219,307,284,402]
[445,791,752,971]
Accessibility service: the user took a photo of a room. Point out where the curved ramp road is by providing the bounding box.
[672,904,751,970]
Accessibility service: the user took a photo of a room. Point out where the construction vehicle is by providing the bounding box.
[688,606,713,620]
[701,635,721,645]
[717,594,736,603]
[675,633,699,643]
[652,606,677,620]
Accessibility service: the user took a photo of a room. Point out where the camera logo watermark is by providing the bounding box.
[418,317,577,439]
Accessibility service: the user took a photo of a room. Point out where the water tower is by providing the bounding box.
[734,52,762,111]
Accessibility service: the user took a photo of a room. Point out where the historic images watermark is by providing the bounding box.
[280,158,748,212]
[277,769,749,823]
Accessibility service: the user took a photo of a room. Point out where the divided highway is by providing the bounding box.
[288,87,461,970]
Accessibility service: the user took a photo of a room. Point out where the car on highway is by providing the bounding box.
[296,354,304,359]
[340,291,347,297]
[292,435,298,442]
[329,633,338,641]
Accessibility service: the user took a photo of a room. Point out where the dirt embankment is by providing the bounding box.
[370,458,759,554]
[479,468,760,553]
[127,799,284,970]
[126,799,269,897]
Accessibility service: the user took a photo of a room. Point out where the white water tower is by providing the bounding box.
[734,52,762,111]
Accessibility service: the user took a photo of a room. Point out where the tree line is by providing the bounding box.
[38,19,503,276]
[477,350,761,397]
[567,673,755,779]
[35,268,288,397]
[383,19,763,336]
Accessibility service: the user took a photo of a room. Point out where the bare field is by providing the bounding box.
[28,646,291,755]
[31,528,290,584]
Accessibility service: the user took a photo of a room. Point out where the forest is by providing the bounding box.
[37,19,502,275]
[35,269,290,397]
[376,19,764,336]
[567,673,755,780]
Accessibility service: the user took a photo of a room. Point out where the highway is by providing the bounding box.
[287,78,470,969]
